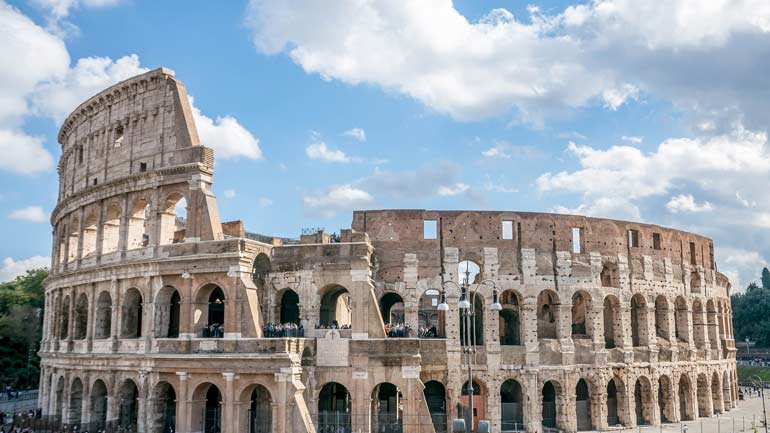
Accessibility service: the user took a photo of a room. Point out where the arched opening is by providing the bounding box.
[659,375,673,423]
[571,291,590,338]
[148,381,176,433]
[81,212,98,257]
[655,295,670,341]
[191,384,221,433]
[459,292,484,345]
[707,300,719,351]
[499,290,521,345]
[418,289,444,338]
[371,383,403,433]
[607,379,620,426]
[319,285,351,328]
[675,296,690,343]
[380,292,405,325]
[301,346,314,367]
[242,384,272,433]
[280,289,300,325]
[711,372,723,414]
[57,228,67,267]
[127,198,150,250]
[60,296,70,339]
[690,271,701,293]
[679,375,693,421]
[102,204,121,254]
[318,382,351,432]
[73,293,88,340]
[194,284,227,337]
[67,216,79,262]
[635,378,652,425]
[604,295,622,349]
[458,260,481,285]
[69,378,84,427]
[576,379,592,431]
[461,380,485,432]
[692,300,707,350]
[121,288,143,338]
[90,379,108,431]
[501,379,523,432]
[697,374,711,417]
[631,294,648,347]
[155,286,181,338]
[537,290,559,339]
[424,381,447,433]
[159,193,187,245]
[601,263,618,287]
[118,379,139,432]
[541,381,558,429]
[251,253,271,321]
[94,291,112,339]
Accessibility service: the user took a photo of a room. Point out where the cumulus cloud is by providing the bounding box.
[305,142,350,163]
[343,128,366,142]
[0,131,55,175]
[437,183,470,196]
[665,194,714,214]
[9,206,47,222]
[0,256,50,283]
[358,161,469,201]
[303,185,373,218]
[621,135,643,144]
[31,0,122,37]
[189,97,262,160]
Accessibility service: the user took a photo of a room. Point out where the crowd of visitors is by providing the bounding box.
[201,323,224,338]
[1,408,41,433]
[418,324,440,338]
[385,323,412,338]
[263,322,304,338]
[315,322,351,330]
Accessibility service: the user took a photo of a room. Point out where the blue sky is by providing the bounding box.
[2,0,770,289]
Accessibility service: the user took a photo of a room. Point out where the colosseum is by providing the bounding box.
[38,67,738,433]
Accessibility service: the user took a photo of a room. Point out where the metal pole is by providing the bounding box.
[467,306,474,433]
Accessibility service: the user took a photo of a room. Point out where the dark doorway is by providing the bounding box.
[280,290,300,325]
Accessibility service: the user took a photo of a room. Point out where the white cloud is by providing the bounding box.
[223,189,236,199]
[31,0,122,36]
[602,84,639,111]
[189,97,263,160]
[0,130,55,175]
[357,161,474,202]
[303,185,373,218]
[719,247,769,292]
[343,127,366,142]
[665,194,714,214]
[437,183,470,196]
[482,145,510,159]
[0,256,50,283]
[9,206,47,222]
[305,142,350,163]
[621,135,643,144]
[258,197,273,207]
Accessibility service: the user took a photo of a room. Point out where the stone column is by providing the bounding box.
[86,284,96,351]
[176,372,190,433]
[80,374,92,429]
[222,372,236,433]
[110,278,120,352]
[118,194,130,257]
[66,287,76,350]
[521,303,539,365]
[555,304,574,363]
[75,207,85,266]
[137,370,149,433]
[95,200,105,263]
[594,386,608,430]
[525,372,540,433]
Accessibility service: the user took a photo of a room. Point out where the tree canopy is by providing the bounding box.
[731,267,770,348]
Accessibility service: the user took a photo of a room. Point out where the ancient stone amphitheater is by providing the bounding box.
[39,68,738,433]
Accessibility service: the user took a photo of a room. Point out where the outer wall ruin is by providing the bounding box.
[38,68,737,433]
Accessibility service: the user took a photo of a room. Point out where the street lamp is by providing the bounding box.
[750,375,768,433]
[438,266,501,433]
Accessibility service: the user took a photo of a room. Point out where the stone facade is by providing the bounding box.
[38,69,738,433]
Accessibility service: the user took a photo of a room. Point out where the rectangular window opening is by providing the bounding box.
[572,227,582,254]
[628,229,639,248]
[690,242,697,265]
[92,178,98,186]
[502,220,513,240]
[423,219,437,240]
[653,233,661,250]
[139,162,147,172]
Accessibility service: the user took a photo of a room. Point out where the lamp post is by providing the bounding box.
[438,266,501,432]
[750,375,768,433]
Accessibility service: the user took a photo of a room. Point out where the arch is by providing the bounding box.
[371,382,403,433]
[571,291,590,338]
[380,292,405,324]
[301,346,314,367]
[458,260,481,285]
[601,262,619,287]
[606,378,622,426]
[541,380,561,429]
[102,203,121,254]
[60,295,71,339]
[118,379,139,431]
[73,292,88,340]
[69,377,84,426]
[251,253,271,320]
[239,384,272,433]
[658,375,674,423]
[81,211,98,257]
[576,378,593,431]
[90,379,108,431]
[654,295,670,341]
[424,380,447,433]
[148,381,176,433]
[155,286,181,338]
[194,284,226,337]
[94,291,112,339]
[318,382,351,433]
[630,294,648,347]
[537,290,559,339]
[459,292,484,345]
[159,192,187,245]
[319,285,351,328]
[121,288,143,338]
[418,289,444,338]
[706,300,719,351]
[604,295,622,349]
[690,271,702,293]
[68,215,80,262]
[692,300,707,350]
[678,374,694,421]
[127,197,150,250]
[634,377,653,425]
[675,296,690,343]
[499,290,522,345]
[191,383,222,433]
[279,289,300,325]
[711,371,723,414]
[696,373,711,417]
[462,380,486,432]
[501,379,524,432]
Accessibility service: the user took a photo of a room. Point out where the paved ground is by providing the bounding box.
[635,396,769,433]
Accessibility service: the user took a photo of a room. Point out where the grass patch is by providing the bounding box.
[737,365,770,382]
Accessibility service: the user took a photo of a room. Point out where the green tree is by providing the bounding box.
[732,271,770,347]
[762,267,770,289]
[0,268,47,389]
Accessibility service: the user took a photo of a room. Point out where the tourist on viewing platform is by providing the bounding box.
[263,322,304,337]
